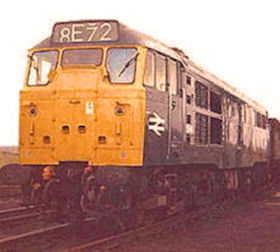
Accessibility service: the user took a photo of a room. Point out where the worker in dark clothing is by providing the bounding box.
[65,168,84,225]
[21,167,43,206]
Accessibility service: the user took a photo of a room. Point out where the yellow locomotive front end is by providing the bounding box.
[19,21,146,167]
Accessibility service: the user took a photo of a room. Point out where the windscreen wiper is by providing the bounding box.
[118,52,139,77]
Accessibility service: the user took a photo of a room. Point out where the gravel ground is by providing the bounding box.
[1,187,280,251]
[114,192,280,252]
[0,196,22,210]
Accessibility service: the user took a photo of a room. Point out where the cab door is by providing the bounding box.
[236,102,243,167]
[143,51,169,165]
[167,59,183,158]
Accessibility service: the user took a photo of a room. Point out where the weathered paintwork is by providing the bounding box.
[143,63,269,169]
[19,45,146,166]
[20,20,270,173]
[269,119,280,161]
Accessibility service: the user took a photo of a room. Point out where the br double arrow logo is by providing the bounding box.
[148,112,165,136]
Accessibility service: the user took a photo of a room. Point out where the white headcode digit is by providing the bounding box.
[100,23,112,41]
[60,28,71,43]
[87,23,98,42]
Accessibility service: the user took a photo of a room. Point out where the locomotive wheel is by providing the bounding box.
[113,184,136,230]
[183,175,195,207]
[112,184,133,211]
[150,169,168,194]
[194,172,215,206]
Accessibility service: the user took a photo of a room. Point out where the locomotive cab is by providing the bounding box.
[19,21,147,167]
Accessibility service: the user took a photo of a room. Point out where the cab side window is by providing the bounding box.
[155,53,167,92]
[144,50,179,94]
[167,58,177,95]
[144,51,155,87]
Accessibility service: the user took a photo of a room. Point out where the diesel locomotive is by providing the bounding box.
[19,20,277,217]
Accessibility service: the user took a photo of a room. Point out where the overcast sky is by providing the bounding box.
[1,0,279,145]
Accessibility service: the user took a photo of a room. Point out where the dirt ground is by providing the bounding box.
[0,146,18,167]
[1,183,280,251]
[115,191,280,252]
[0,196,22,210]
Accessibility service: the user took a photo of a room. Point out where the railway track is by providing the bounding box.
[0,185,274,251]
[0,184,22,198]
[0,205,38,220]
[0,206,56,228]
[0,221,71,251]
[0,217,97,252]
[0,199,231,251]
[63,185,275,251]
[0,206,43,233]
[63,199,236,252]
[0,205,58,243]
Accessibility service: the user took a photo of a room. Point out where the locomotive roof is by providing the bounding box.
[187,60,267,114]
[269,118,280,127]
[32,20,182,61]
[32,20,267,114]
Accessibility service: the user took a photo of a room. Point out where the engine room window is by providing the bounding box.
[155,53,167,91]
[62,48,103,66]
[243,105,247,123]
[255,112,267,129]
[28,50,58,86]
[262,115,267,129]
[210,91,222,114]
[186,95,192,104]
[186,133,191,144]
[255,112,262,128]
[144,51,155,87]
[210,117,222,144]
[195,113,208,144]
[106,47,138,84]
[195,81,208,109]
[186,114,191,124]
[186,76,191,85]
[231,105,236,117]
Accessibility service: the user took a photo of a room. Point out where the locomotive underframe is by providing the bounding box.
[22,160,271,220]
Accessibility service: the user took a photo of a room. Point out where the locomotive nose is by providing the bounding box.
[53,69,100,162]
[20,52,145,166]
